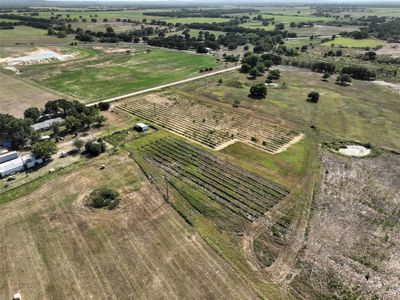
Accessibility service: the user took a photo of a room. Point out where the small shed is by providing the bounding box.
[134,123,149,132]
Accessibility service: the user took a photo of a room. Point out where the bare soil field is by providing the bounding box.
[117,93,302,153]
[0,154,257,299]
[292,150,400,299]
[0,72,60,117]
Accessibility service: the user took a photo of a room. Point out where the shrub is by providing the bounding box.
[88,187,120,210]
[97,102,110,111]
[307,91,320,103]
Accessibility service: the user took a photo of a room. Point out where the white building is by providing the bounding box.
[0,154,43,178]
[134,123,149,132]
[0,151,18,164]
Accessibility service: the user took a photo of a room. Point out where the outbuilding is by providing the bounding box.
[134,123,149,132]
[0,151,18,164]
[31,117,64,131]
[0,158,24,177]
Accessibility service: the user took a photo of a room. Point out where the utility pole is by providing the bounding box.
[165,176,169,201]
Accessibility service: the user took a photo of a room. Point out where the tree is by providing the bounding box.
[240,63,251,73]
[24,107,41,122]
[336,74,352,86]
[249,83,267,99]
[73,139,85,151]
[196,45,208,53]
[267,69,281,80]
[50,122,60,138]
[322,73,331,81]
[249,68,260,78]
[97,102,110,111]
[95,115,107,126]
[307,92,320,103]
[65,116,81,132]
[32,141,57,160]
[85,139,106,156]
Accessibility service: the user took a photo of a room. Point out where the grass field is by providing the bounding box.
[0,26,74,45]
[0,154,258,299]
[321,37,384,48]
[0,71,60,116]
[18,47,220,102]
[165,17,228,24]
[172,67,400,150]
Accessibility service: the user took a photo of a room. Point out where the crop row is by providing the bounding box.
[117,98,300,153]
[141,139,290,221]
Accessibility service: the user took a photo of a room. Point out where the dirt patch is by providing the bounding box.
[372,80,400,94]
[0,72,59,117]
[377,43,400,57]
[292,150,400,299]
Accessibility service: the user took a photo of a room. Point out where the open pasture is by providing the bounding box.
[117,93,302,153]
[18,47,220,102]
[0,71,60,117]
[173,67,400,151]
[0,154,257,299]
[321,37,384,48]
[0,26,74,45]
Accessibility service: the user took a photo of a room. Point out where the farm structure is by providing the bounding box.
[31,117,64,131]
[0,153,43,178]
[140,138,289,221]
[117,93,302,153]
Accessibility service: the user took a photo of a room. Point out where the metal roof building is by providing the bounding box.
[0,157,24,177]
[31,117,64,131]
[0,151,18,164]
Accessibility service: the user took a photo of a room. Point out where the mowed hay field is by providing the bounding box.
[0,72,59,117]
[0,154,257,299]
[19,48,220,102]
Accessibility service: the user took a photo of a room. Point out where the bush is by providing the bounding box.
[97,102,110,111]
[307,91,320,103]
[88,187,120,210]
[32,141,57,160]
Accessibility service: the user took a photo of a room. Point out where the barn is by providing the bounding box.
[0,151,18,164]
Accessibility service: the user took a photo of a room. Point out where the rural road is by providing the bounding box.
[87,65,240,106]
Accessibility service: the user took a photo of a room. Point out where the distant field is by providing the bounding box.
[321,37,384,48]
[0,154,257,299]
[19,47,220,102]
[0,26,74,45]
[262,14,333,23]
[165,17,228,24]
[0,72,59,117]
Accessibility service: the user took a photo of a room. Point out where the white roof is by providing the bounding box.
[31,117,64,131]
[136,123,149,128]
[0,157,24,173]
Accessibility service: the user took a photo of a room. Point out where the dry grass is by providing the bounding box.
[292,150,400,299]
[0,154,257,299]
[0,72,60,117]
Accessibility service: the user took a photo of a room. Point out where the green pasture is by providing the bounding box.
[0,26,74,45]
[19,47,220,102]
[321,37,384,48]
